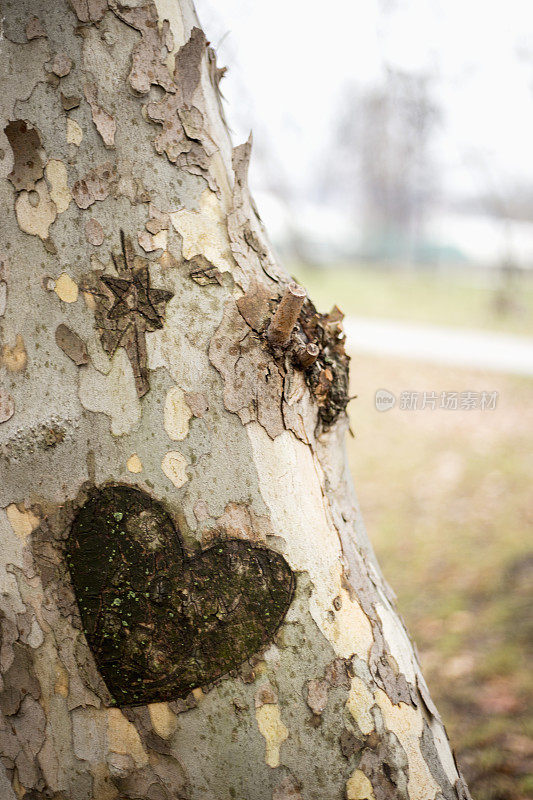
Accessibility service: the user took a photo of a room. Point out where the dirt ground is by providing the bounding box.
[346,354,533,800]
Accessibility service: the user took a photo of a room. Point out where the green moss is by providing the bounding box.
[67,485,295,707]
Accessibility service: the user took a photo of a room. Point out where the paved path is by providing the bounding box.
[343,317,533,376]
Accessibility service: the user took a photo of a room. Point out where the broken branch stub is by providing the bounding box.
[267,282,307,348]
[294,340,320,370]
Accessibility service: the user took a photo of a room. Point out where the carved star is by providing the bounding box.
[95,231,173,397]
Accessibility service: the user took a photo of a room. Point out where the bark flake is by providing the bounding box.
[54,324,89,366]
[4,121,44,193]
[83,81,116,147]
[69,0,108,24]
[111,2,174,95]
[72,161,117,209]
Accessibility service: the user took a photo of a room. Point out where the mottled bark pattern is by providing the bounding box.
[0,0,471,798]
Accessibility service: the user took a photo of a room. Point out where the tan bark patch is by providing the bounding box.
[6,504,40,540]
[12,773,25,798]
[15,179,56,240]
[236,278,272,331]
[346,770,376,800]
[158,250,180,273]
[184,391,208,418]
[126,453,143,473]
[83,289,97,310]
[163,386,192,441]
[2,334,27,372]
[346,676,375,735]
[61,92,81,111]
[170,189,235,275]
[173,26,206,104]
[107,709,148,768]
[66,118,83,146]
[375,689,440,800]
[255,683,277,707]
[148,703,177,739]
[209,299,285,439]
[146,204,169,235]
[138,229,167,252]
[161,450,188,488]
[193,499,209,523]
[255,703,289,768]
[54,273,79,303]
[45,159,71,214]
[306,679,328,715]
[273,776,303,800]
[54,664,69,698]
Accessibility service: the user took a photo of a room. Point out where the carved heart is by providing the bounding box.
[66,485,294,706]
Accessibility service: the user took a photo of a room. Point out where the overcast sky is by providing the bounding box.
[195,0,533,208]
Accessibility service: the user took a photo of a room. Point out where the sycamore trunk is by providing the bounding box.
[0,1,470,799]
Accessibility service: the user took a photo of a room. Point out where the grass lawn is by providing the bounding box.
[345,356,532,800]
[291,263,533,337]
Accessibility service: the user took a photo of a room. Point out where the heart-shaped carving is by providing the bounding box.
[66,485,294,706]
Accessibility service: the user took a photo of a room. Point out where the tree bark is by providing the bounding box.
[0,2,471,799]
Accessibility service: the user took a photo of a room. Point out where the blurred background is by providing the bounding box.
[196,1,533,797]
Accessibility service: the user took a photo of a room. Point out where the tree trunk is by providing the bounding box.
[0,2,470,799]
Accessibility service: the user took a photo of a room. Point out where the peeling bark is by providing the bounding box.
[0,1,470,798]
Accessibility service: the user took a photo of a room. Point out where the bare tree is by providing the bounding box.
[325,69,439,262]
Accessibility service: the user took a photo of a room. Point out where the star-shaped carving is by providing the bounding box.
[93,231,173,397]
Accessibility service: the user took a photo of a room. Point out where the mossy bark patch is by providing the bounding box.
[66,485,295,706]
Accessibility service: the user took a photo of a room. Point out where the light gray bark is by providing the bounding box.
[0,1,471,798]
